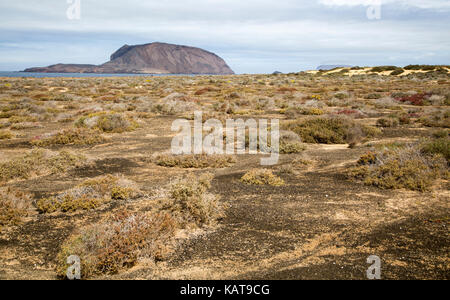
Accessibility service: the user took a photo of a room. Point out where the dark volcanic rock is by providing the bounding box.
[24,64,97,73]
[24,42,234,75]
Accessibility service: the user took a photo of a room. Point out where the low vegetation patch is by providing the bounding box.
[370,66,399,73]
[348,144,448,191]
[393,92,431,106]
[31,128,106,146]
[0,188,33,231]
[421,137,450,162]
[0,130,13,140]
[377,117,399,128]
[154,154,236,169]
[241,169,285,186]
[36,175,139,213]
[166,173,224,227]
[56,209,176,278]
[76,112,137,133]
[279,142,306,154]
[284,116,379,145]
[0,149,86,183]
[420,110,450,128]
[56,173,221,278]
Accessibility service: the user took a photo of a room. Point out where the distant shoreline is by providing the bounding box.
[0,71,216,78]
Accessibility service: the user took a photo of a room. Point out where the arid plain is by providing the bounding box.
[0,66,449,279]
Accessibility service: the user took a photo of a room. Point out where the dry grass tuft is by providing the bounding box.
[241,169,285,186]
[154,154,236,169]
[31,128,106,146]
[0,130,14,140]
[0,188,33,231]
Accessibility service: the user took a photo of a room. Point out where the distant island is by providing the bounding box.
[24,42,235,75]
[317,65,353,71]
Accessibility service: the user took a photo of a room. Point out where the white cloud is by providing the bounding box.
[319,0,450,9]
[0,0,449,73]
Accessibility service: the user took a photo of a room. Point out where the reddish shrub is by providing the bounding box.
[394,93,431,106]
[278,87,297,93]
[194,87,217,95]
[337,109,358,115]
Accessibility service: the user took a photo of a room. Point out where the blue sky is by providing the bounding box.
[0,0,449,74]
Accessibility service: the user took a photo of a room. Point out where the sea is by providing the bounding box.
[0,71,199,78]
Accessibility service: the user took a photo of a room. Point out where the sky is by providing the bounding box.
[0,0,449,74]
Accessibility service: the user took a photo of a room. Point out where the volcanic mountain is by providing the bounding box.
[24,42,234,75]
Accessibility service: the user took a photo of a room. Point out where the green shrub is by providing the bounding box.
[371,66,398,73]
[284,116,379,144]
[421,138,450,162]
[432,130,448,139]
[404,65,440,71]
[366,93,382,99]
[391,69,405,76]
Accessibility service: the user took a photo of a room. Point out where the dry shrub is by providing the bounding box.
[31,128,106,146]
[280,142,306,154]
[0,130,13,140]
[377,117,399,128]
[166,173,223,227]
[0,188,33,231]
[56,209,176,278]
[277,87,297,93]
[95,114,136,133]
[10,122,42,130]
[284,116,379,144]
[241,169,285,186]
[420,110,450,128]
[151,99,199,115]
[194,87,218,95]
[0,149,86,183]
[300,108,325,115]
[373,97,398,109]
[348,144,448,191]
[36,175,140,213]
[76,112,137,133]
[421,137,450,162]
[154,154,236,169]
